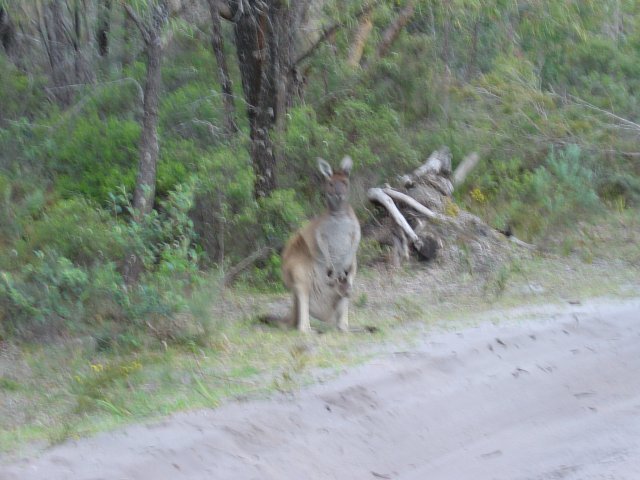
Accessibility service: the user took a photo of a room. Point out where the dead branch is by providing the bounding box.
[400,147,452,190]
[347,6,374,67]
[294,1,378,67]
[122,3,151,44]
[382,187,450,223]
[368,187,437,261]
[510,236,536,250]
[373,0,416,60]
[452,152,480,187]
[214,0,232,21]
[223,246,273,287]
[368,188,421,247]
[366,147,536,267]
[566,94,640,133]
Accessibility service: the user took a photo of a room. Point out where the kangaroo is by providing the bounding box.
[281,156,361,332]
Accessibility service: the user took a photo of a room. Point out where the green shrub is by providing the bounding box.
[160,83,225,146]
[0,249,89,337]
[17,197,126,267]
[597,173,640,207]
[157,138,194,196]
[52,115,140,203]
[0,119,52,176]
[1,181,203,340]
[83,79,143,118]
[191,145,256,264]
[257,189,306,248]
[480,145,603,240]
[0,173,48,268]
[0,57,48,124]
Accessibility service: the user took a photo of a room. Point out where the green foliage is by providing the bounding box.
[0,181,202,341]
[0,249,90,336]
[83,79,144,118]
[258,189,306,248]
[160,83,225,146]
[109,181,200,280]
[0,119,52,176]
[598,172,640,207]
[50,115,193,204]
[245,252,285,292]
[473,145,603,239]
[0,56,48,124]
[156,138,193,195]
[0,173,46,251]
[191,145,255,263]
[16,197,125,267]
[52,115,140,203]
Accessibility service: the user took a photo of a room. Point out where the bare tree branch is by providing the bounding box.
[122,3,151,44]
[365,0,416,67]
[382,187,450,223]
[566,94,640,133]
[347,4,374,67]
[367,187,423,248]
[294,2,378,67]
[223,246,273,287]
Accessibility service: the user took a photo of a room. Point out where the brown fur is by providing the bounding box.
[281,156,361,332]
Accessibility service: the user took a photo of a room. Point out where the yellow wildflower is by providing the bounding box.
[470,187,486,204]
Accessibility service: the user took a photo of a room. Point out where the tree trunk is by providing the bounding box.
[96,0,112,57]
[230,0,310,198]
[233,2,278,198]
[207,0,237,136]
[42,0,72,105]
[71,0,85,83]
[132,34,162,217]
[122,9,135,67]
[122,3,167,284]
[0,8,15,55]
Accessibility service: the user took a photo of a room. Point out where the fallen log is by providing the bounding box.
[382,187,450,223]
[400,146,453,193]
[366,147,535,269]
[367,188,421,246]
[367,187,439,260]
[223,246,273,287]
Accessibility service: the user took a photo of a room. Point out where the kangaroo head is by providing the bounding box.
[317,156,353,213]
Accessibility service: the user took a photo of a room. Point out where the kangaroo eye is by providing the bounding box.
[327,268,333,277]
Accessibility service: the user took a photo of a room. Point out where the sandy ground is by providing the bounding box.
[2,297,640,480]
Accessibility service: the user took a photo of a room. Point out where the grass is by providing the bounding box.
[0,314,387,457]
[0,209,639,459]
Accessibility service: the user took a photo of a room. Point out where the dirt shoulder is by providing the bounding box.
[2,296,639,479]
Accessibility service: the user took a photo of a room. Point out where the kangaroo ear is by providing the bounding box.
[340,156,353,176]
[317,158,333,179]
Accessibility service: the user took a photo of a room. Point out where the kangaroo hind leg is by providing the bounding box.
[292,286,311,333]
[333,296,350,332]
